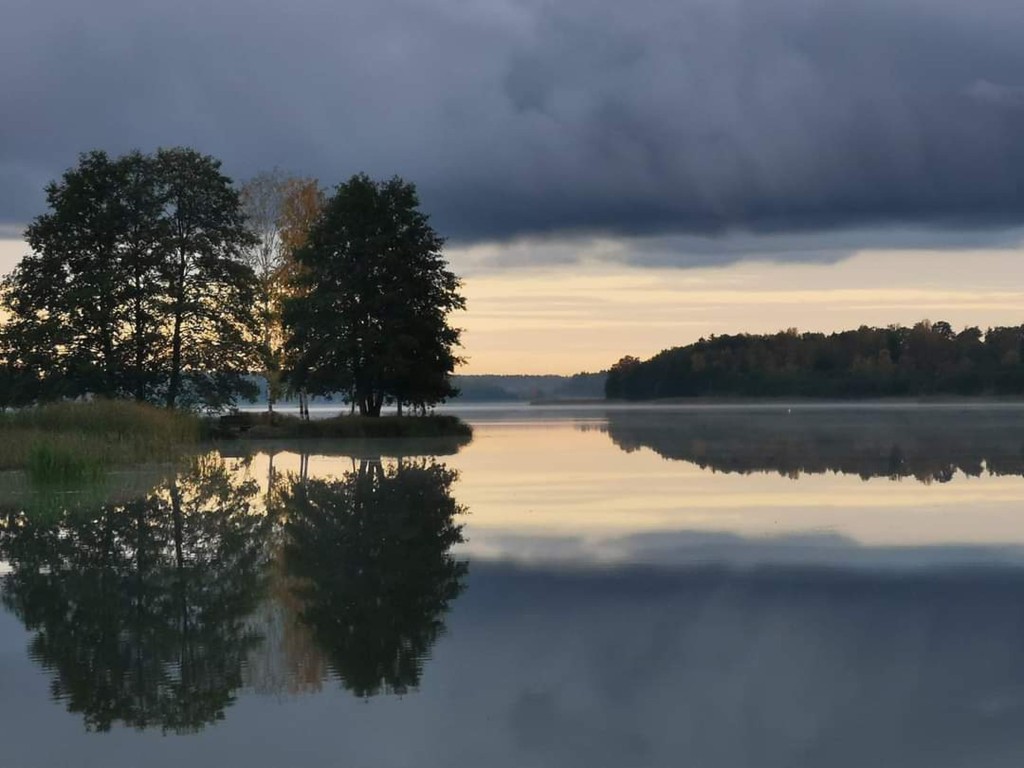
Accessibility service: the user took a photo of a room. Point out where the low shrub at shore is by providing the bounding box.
[0,401,201,482]
[207,411,474,441]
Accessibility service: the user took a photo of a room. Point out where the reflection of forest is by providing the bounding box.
[0,456,273,733]
[0,452,468,732]
[602,409,1024,482]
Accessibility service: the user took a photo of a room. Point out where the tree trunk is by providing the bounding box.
[366,392,383,417]
[166,250,187,409]
[134,309,146,401]
[133,272,147,401]
[267,452,277,512]
[170,480,184,571]
[166,308,183,408]
[101,327,116,398]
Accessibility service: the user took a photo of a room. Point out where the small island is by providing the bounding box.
[0,151,470,482]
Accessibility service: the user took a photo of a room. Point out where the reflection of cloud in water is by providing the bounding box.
[448,560,1024,768]
[464,528,1024,569]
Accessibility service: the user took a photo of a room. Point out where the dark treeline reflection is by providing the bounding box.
[0,453,467,733]
[279,459,468,698]
[601,408,1024,482]
[0,456,273,733]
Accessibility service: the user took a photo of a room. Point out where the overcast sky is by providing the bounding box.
[4,0,1024,371]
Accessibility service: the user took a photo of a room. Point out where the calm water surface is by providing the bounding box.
[4,405,1024,766]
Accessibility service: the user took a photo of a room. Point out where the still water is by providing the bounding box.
[4,405,1024,766]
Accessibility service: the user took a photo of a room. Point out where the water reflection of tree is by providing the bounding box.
[0,455,274,733]
[602,409,1024,482]
[281,458,467,697]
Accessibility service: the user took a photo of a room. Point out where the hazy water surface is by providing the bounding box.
[3,405,1024,766]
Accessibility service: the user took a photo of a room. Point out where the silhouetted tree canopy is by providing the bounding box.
[607,322,1024,400]
[0,457,273,733]
[0,148,260,410]
[282,174,465,417]
[282,459,467,697]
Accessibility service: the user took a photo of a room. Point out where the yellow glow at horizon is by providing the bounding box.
[0,239,22,276]
[451,246,1024,374]
[6,235,1024,376]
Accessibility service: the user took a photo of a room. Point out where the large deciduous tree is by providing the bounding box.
[4,150,162,401]
[157,147,260,409]
[278,178,327,419]
[240,172,324,414]
[0,148,260,410]
[283,174,465,417]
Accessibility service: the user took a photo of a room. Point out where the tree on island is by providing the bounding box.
[158,148,260,409]
[282,174,465,417]
[0,148,260,410]
[239,171,326,415]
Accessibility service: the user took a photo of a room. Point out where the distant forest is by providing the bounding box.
[453,373,606,402]
[606,321,1024,400]
[244,372,607,404]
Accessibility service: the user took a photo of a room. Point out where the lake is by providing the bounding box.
[3,404,1024,767]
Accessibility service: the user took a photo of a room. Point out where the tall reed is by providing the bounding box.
[0,400,202,481]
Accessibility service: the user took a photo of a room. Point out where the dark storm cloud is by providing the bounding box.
[4,0,1024,261]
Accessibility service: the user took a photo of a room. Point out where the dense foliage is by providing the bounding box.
[0,154,466,418]
[283,174,465,416]
[606,322,1024,400]
[0,148,259,409]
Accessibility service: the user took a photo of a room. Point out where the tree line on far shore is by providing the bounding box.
[0,148,465,416]
[606,321,1024,400]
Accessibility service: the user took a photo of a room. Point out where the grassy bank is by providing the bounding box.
[0,402,472,484]
[207,411,473,441]
[0,401,201,483]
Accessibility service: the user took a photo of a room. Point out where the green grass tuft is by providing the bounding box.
[0,400,202,481]
[26,442,106,485]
